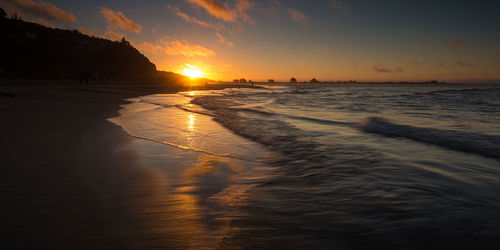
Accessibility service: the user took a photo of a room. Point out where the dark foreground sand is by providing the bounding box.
[0,82,258,249]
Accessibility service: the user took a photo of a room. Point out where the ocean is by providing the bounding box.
[110,83,500,249]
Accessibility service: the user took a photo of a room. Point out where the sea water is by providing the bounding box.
[110,84,500,249]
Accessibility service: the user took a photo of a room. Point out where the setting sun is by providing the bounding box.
[182,67,204,79]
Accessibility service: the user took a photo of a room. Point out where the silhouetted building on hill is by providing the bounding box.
[0,16,156,80]
[268,79,275,83]
[310,78,320,83]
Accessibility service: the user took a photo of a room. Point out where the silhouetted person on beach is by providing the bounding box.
[78,69,90,85]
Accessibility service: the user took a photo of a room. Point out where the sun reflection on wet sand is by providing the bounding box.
[147,154,255,248]
[123,140,221,248]
[109,91,278,247]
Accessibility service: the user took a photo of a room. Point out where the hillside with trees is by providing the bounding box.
[0,10,157,81]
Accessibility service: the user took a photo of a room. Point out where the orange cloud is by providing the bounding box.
[100,7,142,33]
[30,17,54,28]
[288,8,308,25]
[4,0,76,22]
[448,39,464,49]
[330,0,349,17]
[136,37,216,57]
[105,30,124,41]
[371,65,404,73]
[79,27,95,37]
[235,0,254,23]
[268,0,280,14]
[167,4,218,29]
[186,0,254,23]
[216,32,234,47]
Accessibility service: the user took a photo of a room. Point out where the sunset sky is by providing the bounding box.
[1,0,499,82]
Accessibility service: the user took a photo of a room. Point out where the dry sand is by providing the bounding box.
[0,82,258,249]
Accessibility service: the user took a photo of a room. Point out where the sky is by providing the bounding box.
[1,0,500,82]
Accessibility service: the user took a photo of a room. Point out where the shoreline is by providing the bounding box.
[2,82,499,248]
[0,82,260,248]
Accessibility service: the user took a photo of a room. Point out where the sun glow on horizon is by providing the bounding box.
[182,64,204,79]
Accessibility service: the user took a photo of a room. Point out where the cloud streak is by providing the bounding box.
[79,27,96,37]
[3,0,76,22]
[371,65,404,73]
[330,0,349,17]
[288,8,308,25]
[30,17,54,28]
[100,7,142,33]
[167,4,218,29]
[105,29,124,41]
[216,32,234,47]
[136,37,216,57]
[457,60,475,67]
[186,0,254,23]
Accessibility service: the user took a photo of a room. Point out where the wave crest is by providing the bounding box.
[358,117,500,160]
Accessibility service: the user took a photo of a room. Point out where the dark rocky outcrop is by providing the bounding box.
[0,17,156,81]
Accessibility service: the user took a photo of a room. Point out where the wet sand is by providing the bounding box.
[0,83,258,249]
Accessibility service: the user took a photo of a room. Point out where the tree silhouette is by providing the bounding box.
[290,77,297,83]
[0,18,156,80]
[0,7,7,19]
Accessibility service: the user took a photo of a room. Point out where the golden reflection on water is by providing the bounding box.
[128,133,271,247]
[138,155,231,248]
[188,114,195,131]
[109,91,271,247]
[166,155,250,247]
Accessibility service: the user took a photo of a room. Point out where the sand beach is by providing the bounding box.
[0,82,259,249]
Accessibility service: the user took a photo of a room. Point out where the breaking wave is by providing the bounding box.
[358,117,500,160]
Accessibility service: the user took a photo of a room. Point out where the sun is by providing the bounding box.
[182,67,204,79]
